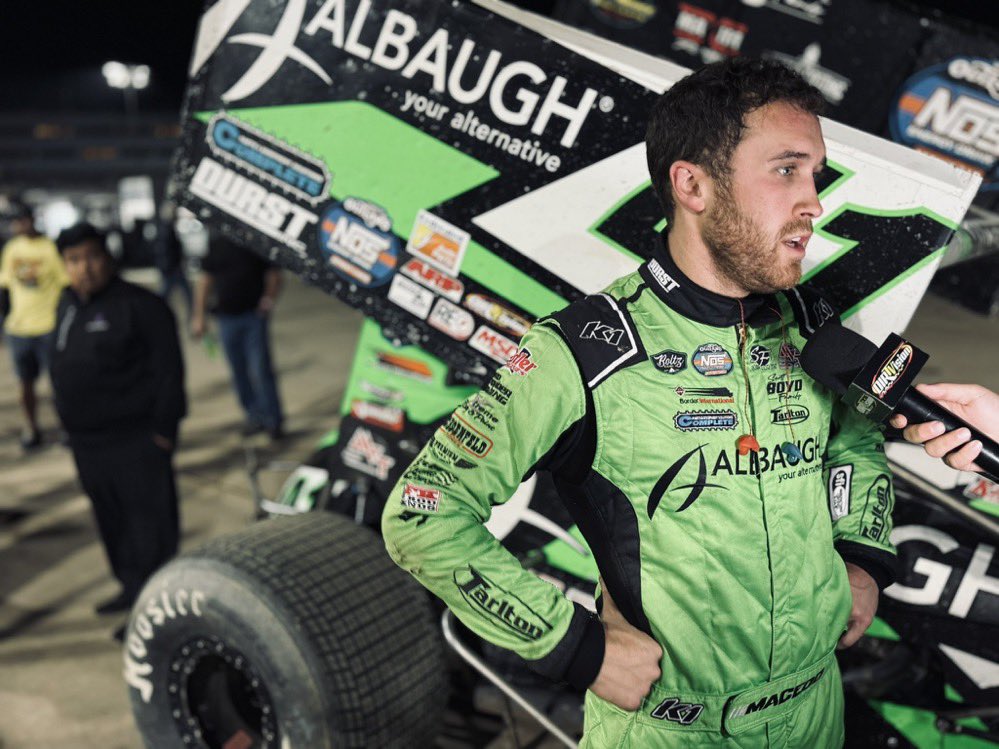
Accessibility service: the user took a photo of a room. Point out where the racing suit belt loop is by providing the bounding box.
[634,650,835,734]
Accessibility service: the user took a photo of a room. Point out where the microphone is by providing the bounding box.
[800,323,999,482]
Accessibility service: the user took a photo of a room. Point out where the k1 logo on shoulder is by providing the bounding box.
[581,320,624,346]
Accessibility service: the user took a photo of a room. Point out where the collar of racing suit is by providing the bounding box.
[638,232,782,329]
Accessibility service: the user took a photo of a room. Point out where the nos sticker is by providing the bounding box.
[317,198,400,287]
[692,343,733,376]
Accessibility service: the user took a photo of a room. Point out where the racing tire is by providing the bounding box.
[124,512,447,748]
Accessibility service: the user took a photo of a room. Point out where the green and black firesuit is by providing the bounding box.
[382,239,896,747]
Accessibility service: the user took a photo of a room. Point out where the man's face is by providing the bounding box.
[10,216,33,237]
[63,240,113,299]
[701,101,825,294]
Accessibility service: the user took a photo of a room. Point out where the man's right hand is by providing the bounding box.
[589,580,663,711]
[190,314,206,340]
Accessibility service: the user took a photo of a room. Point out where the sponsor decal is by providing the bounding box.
[401,483,441,512]
[454,565,553,641]
[197,0,605,149]
[403,460,459,488]
[189,157,318,256]
[828,464,853,521]
[872,342,914,398]
[766,378,804,401]
[813,298,836,327]
[651,698,704,725]
[407,210,470,276]
[765,44,850,104]
[779,342,801,369]
[692,342,733,376]
[672,3,747,63]
[963,476,999,505]
[388,273,433,319]
[350,400,405,432]
[581,320,624,346]
[647,258,680,293]
[207,114,330,203]
[771,404,810,425]
[375,352,433,382]
[891,57,998,191]
[674,410,739,432]
[443,414,494,458]
[648,443,726,516]
[504,348,538,377]
[401,258,464,302]
[739,0,828,24]
[484,376,513,405]
[590,0,657,29]
[652,349,687,374]
[124,587,208,703]
[342,426,396,480]
[674,386,735,405]
[464,293,531,338]
[470,325,518,363]
[862,475,892,543]
[428,297,475,340]
[359,380,404,402]
[430,436,464,466]
[318,198,400,287]
[464,394,499,430]
[728,670,826,720]
[84,313,110,333]
[750,344,771,368]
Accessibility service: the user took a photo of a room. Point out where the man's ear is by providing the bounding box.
[669,160,708,215]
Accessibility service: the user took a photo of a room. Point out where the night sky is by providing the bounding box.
[0,0,994,115]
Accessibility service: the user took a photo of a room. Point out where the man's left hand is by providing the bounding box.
[838,562,878,649]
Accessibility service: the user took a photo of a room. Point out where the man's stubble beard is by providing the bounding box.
[701,178,808,295]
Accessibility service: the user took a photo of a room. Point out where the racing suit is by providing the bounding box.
[382,240,896,747]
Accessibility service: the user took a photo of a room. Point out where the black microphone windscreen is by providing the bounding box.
[800,323,878,396]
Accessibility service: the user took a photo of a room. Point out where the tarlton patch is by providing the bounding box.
[406,209,470,276]
[692,343,733,376]
[454,565,553,642]
[651,349,686,374]
[770,404,810,425]
[862,475,892,543]
[401,483,442,512]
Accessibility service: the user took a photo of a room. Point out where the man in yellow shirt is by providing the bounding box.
[0,202,68,449]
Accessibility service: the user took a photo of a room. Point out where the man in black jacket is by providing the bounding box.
[51,222,187,626]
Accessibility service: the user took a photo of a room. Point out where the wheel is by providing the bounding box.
[124,512,447,748]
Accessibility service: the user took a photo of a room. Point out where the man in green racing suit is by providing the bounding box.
[383,58,896,747]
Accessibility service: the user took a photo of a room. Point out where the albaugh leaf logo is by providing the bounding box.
[192,0,331,103]
[647,444,725,518]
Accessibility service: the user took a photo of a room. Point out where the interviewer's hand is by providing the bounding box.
[590,579,662,710]
[889,383,999,472]
[838,563,878,650]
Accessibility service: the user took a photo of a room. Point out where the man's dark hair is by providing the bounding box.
[56,221,109,255]
[646,57,826,226]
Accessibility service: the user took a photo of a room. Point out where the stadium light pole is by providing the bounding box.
[102,61,150,124]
